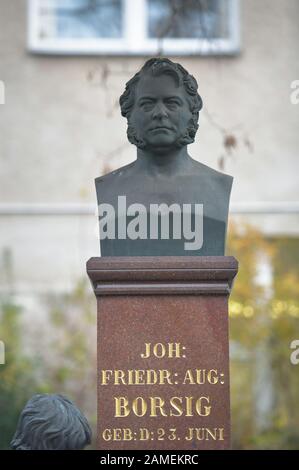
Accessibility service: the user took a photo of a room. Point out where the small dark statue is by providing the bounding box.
[96,58,233,256]
[10,394,92,450]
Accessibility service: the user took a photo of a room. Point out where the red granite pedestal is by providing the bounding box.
[87,256,238,450]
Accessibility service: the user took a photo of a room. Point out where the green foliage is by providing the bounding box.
[0,279,97,449]
[227,224,299,449]
[42,279,97,448]
[0,301,41,449]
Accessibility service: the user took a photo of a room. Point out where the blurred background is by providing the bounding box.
[0,0,299,449]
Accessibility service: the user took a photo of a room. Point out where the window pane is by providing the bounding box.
[148,0,230,39]
[38,0,123,39]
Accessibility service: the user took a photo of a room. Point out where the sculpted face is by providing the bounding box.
[129,73,193,151]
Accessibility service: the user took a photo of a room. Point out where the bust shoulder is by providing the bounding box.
[95,162,135,186]
[190,159,233,192]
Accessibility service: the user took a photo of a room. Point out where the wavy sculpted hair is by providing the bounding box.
[119,58,203,148]
[10,394,92,450]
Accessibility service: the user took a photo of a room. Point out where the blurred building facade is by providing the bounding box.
[0,0,299,294]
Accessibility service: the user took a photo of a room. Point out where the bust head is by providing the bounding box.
[120,58,203,151]
[10,394,92,450]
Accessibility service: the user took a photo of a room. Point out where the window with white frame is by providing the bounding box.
[28,0,240,55]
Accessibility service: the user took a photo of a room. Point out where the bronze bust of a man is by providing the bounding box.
[10,394,91,450]
[96,58,233,256]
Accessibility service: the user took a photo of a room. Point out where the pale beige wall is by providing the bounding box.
[0,0,299,290]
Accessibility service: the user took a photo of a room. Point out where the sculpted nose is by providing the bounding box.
[152,103,168,119]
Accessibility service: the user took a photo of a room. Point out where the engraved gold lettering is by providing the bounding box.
[140,343,151,358]
[150,397,167,417]
[102,428,137,441]
[101,369,174,385]
[140,343,183,359]
[158,369,173,385]
[183,370,195,385]
[101,370,113,385]
[182,369,220,385]
[132,397,147,417]
[205,428,218,440]
[123,428,134,440]
[207,369,219,384]
[114,369,126,385]
[139,428,150,440]
[102,428,112,441]
[185,428,225,441]
[168,343,182,358]
[113,428,122,441]
[185,396,193,416]
[114,397,130,417]
[146,369,157,385]
[153,343,166,358]
[195,396,211,416]
[169,397,183,417]
[133,370,145,385]
[114,396,211,417]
